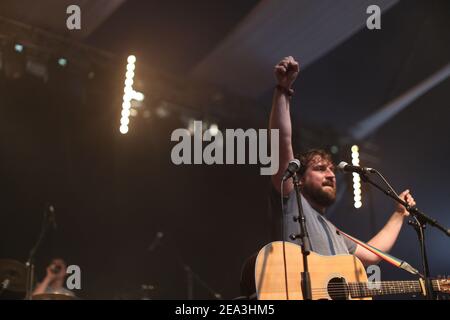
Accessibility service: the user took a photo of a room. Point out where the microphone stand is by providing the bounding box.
[25,206,53,300]
[359,170,450,300]
[147,234,222,300]
[289,173,312,300]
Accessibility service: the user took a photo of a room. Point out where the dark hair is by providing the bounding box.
[295,149,333,177]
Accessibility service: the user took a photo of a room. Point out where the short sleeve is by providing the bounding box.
[343,236,357,254]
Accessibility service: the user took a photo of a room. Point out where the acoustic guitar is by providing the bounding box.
[255,241,449,300]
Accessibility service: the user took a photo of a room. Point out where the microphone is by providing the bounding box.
[47,204,57,229]
[50,264,62,274]
[337,161,375,174]
[147,232,164,252]
[282,159,301,181]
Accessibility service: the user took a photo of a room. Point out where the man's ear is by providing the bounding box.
[299,176,305,186]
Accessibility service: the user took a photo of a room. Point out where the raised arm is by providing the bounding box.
[354,189,416,265]
[269,56,300,195]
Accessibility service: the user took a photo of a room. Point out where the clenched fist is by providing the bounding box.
[395,189,416,217]
[274,56,300,90]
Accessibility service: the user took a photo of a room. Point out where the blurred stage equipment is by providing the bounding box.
[25,204,57,300]
[0,259,27,299]
[1,40,26,79]
[31,293,76,300]
[0,15,114,83]
[147,232,222,300]
[350,63,450,140]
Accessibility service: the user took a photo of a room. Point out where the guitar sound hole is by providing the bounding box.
[327,277,350,300]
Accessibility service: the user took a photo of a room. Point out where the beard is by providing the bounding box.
[302,182,336,208]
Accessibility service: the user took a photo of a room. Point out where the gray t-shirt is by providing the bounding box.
[269,186,356,255]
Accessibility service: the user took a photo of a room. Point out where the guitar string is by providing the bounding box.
[306,284,424,296]
[273,280,444,296]
[289,281,426,295]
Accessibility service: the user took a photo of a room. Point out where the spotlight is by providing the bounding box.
[120,55,138,134]
[351,145,362,209]
[155,105,169,119]
[120,125,129,134]
[120,117,130,126]
[14,43,24,53]
[132,91,144,102]
[127,55,136,64]
[58,58,68,67]
[209,124,219,136]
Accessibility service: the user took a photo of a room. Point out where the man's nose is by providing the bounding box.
[326,169,336,179]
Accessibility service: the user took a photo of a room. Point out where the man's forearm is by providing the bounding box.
[270,89,292,138]
[270,89,295,192]
[367,211,404,252]
[270,56,299,193]
[32,278,51,295]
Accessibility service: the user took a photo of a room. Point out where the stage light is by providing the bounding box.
[132,91,144,102]
[209,124,219,136]
[123,92,132,101]
[58,58,67,67]
[122,101,131,109]
[124,86,133,94]
[120,55,142,134]
[120,125,129,134]
[351,145,362,209]
[126,70,135,79]
[3,44,26,79]
[121,110,130,118]
[120,117,130,126]
[14,44,24,53]
[125,78,134,87]
[126,63,135,72]
[127,55,136,64]
[330,145,339,154]
[155,105,169,119]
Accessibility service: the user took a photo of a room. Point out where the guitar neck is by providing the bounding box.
[349,280,439,298]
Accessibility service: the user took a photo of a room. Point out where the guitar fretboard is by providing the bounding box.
[348,280,439,298]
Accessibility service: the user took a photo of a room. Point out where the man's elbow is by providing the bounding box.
[361,256,381,267]
[355,246,381,266]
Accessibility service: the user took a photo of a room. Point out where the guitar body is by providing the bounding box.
[255,241,371,300]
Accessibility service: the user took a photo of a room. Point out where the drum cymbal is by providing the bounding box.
[0,259,27,292]
[32,292,77,300]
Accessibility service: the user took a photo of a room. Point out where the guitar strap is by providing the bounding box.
[336,228,421,276]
